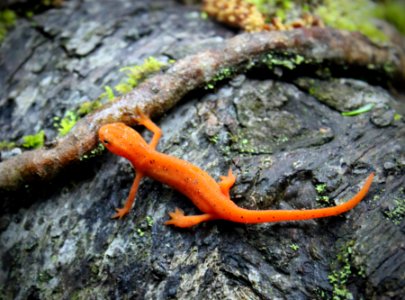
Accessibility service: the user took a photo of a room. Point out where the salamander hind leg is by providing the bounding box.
[218,168,236,199]
[164,208,216,228]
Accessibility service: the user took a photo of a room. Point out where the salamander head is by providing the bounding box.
[98,123,149,158]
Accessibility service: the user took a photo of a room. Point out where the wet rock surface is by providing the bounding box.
[0,1,404,299]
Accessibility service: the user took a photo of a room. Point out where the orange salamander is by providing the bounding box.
[98,109,374,228]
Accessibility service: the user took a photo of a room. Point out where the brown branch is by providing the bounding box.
[0,28,403,191]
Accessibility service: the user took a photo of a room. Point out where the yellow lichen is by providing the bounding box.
[267,13,323,31]
[202,0,322,32]
[202,0,266,32]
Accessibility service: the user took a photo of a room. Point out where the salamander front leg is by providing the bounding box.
[134,108,162,150]
[218,168,236,199]
[164,208,216,228]
[112,171,144,219]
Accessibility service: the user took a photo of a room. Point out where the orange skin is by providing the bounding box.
[98,110,374,228]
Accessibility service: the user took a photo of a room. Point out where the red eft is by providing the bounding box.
[98,110,374,228]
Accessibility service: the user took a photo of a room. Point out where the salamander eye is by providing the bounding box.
[102,139,110,145]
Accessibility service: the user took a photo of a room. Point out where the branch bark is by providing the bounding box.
[0,28,403,191]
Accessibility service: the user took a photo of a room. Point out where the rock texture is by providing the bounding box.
[0,1,404,299]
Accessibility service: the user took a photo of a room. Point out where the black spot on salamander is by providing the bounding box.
[257,217,261,221]
[272,216,275,219]
[240,216,244,219]
[149,159,155,164]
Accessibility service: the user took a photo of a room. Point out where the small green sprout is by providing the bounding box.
[22,130,45,149]
[146,216,154,227]
[341,103,374,117]
[315,183,327,193]
[289,243,299,251]
[208,134,219,144]
[394,113,402,121]
[316,183,330,205]
[55,111,78,136]
[104,85,115,100]
[318,195,330,204]
[115,57,167,95]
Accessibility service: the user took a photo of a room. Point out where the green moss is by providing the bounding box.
[115,57,168,94]
[136,215,154,237]
[315,182,330,205]
[79,142,105,161]
[240,138,256,153]
[205,67,234,89]
[328,240,357,300]
[54,111,78,136]
[0,9,17,43]
[22,130,45,149]
[103,85,115,100]
[263,53,306,71]
[289,243,299,251]
[383,62,396,74]
[0,140,16,150]
[208,134,219,144]
[393,113,402,121]
[230,133,257,154]
[137,228,145,237]
[315,0,388,43]
[245,0,402,44]
[275,135,289,144]
[77,100,103,116]
[74,85,113,119]
[200,11,209,20]
[38,270,52,283]
[384,198,405,225]
[315,183,327,194]
[146,215,154,226]
[375,0,405,34]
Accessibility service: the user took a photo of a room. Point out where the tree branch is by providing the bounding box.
[0,28,403,191]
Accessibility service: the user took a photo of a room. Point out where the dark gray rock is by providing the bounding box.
[0,1,404,299]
